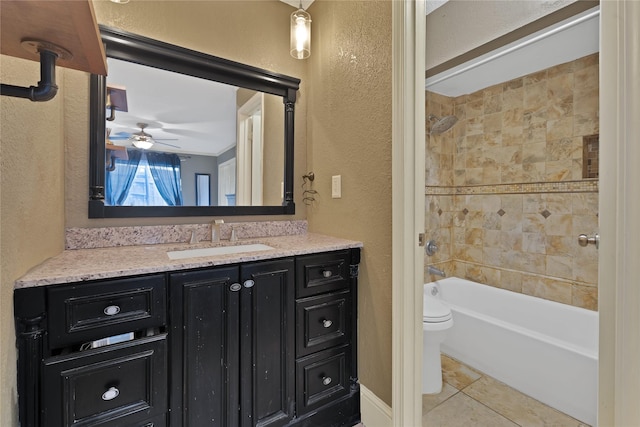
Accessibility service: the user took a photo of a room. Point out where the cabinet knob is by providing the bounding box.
[322,376,332,386]
[230,283,242,292]
[322,319,333,328]
[103,305,121,316]
[244,280,255,288]
[101,386,120,401]
[322,270,332,278]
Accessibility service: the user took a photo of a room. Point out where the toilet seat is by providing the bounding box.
[423,296,452,323]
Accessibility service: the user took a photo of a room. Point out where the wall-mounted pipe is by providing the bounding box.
[0,40,71,102]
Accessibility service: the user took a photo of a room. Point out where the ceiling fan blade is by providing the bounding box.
[155,141,182,149]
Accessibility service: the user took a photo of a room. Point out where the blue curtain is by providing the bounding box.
[146,152,183,206]
[105,149,142,205]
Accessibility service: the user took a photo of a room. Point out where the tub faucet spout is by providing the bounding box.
[428,266,446,277]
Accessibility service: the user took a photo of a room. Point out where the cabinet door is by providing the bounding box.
[240,259,295,427]
[170,266,240,427]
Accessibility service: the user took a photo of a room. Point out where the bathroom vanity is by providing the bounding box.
[14,234,362,427]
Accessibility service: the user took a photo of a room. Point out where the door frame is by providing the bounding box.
[391,1,640,426]
[391,1,425,426]
[598,1,640,424]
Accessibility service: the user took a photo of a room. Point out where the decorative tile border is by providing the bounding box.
[66,220,308,250]
[425,179,598,196]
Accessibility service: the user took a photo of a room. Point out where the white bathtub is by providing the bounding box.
[428,277,598,426]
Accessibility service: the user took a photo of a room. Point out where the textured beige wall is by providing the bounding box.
[426,0,579,70]
[306,0,393,406]
[66,0,308,227]
[0,56,66,427]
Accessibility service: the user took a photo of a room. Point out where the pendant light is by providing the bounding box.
[290,3,311,59]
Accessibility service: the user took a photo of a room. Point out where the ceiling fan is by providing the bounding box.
[109,122,181,150]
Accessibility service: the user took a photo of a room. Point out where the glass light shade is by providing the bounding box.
[131,136,153,150]
[290,8,311,59]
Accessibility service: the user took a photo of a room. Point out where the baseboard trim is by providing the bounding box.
[360,385,392,427]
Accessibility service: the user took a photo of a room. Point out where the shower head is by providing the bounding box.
[428,114,458,135]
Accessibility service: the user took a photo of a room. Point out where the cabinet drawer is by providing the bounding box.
[295,251,350,298]
[296,346,352,416]
[48,275,166,348]
[130,414,166,427]
[42,334,167,427]
[296,291,351,357]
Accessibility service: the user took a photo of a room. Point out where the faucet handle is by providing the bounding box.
[425,240,438,256]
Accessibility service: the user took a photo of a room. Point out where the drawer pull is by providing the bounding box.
[244,280,255,288]
[322,376,332,386]
[101,386,120,401]
[322,270,333,278]
[322,319,333,328]
[103,305,121,316]
[230,283,242,292]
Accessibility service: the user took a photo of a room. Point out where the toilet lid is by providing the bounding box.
[423,296,452,322]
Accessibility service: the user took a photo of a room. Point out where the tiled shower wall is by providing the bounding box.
[425,53,599,311]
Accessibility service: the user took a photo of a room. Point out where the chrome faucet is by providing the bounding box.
[428,266,446,277]
[211,219,224,242]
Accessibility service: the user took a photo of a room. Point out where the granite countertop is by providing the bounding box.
[16,233,363,289]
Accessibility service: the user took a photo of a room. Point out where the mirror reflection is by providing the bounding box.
[104,58,284,207]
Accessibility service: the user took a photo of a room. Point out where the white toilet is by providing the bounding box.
[422,283,453,394]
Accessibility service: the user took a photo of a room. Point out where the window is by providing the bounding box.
[121,156,169,206]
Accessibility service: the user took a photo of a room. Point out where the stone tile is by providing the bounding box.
[546,255,573,280]
[524,69,548,85]
[501,163,524,183]
[546,138,578,161]
[522,275,572,305]
[466,99,484,119]
[523,142,547,163]
[423,392,518,427]
[523,232,546,254]
[500,270,523,293]
[422,383,459,414]
[523,162,547,182]
[572,284,598,311]
[484,93,503,115]
[572,193,599,215]
[547,116,574,140]
[524,81,548,113]
[574,112,599,136]
[544,194,573,214]
[544,214,573,236]
[503,107,523,128]
[504,77,524,91]
[484,112,503,133]
[463,376,587,427]
[573,247,598,284]
[464,228,483,246]
[441,354,482,390]
[546,235,574,256]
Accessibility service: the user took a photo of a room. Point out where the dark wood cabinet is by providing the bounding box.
[169,259,295,427]
[14,248,360,427]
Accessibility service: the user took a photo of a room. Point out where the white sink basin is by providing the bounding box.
[167,244,274,260]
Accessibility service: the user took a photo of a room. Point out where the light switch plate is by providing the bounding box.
[332,175,342,198]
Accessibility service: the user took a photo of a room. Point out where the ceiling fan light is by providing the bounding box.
[132,136,154,150]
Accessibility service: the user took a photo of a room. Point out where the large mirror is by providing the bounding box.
[89,26,300,218]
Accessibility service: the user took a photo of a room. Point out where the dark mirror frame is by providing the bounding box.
[89,26,300,218]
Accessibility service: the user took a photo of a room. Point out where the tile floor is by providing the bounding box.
[422,355,590,427]
[355,354,589,427]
